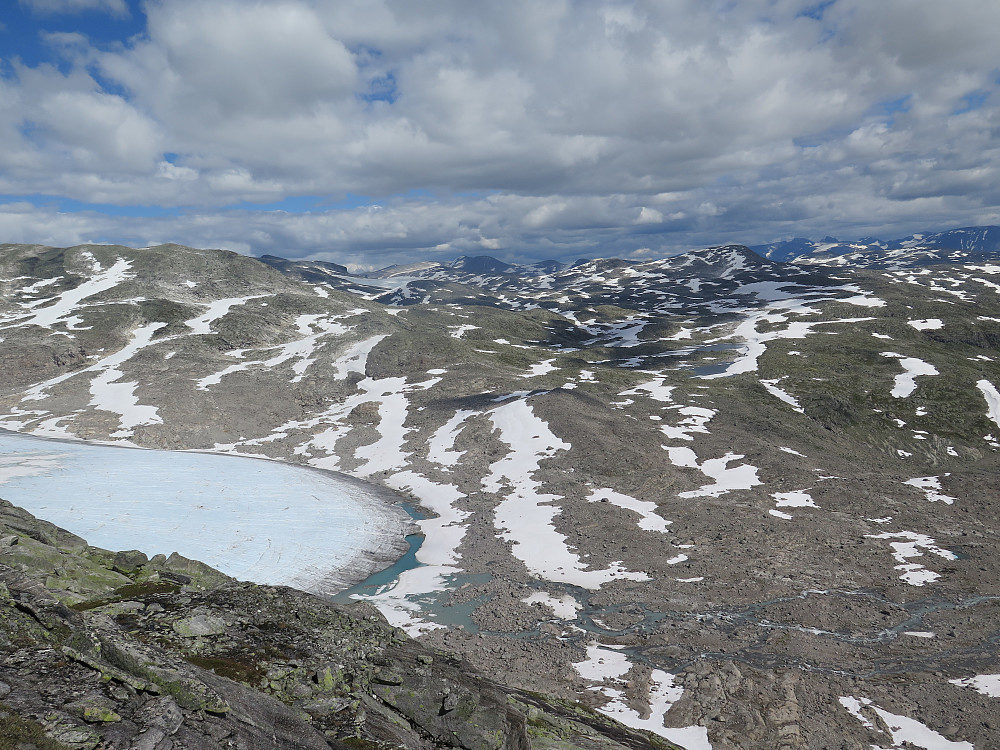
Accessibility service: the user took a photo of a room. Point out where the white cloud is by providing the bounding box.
[1,0,999,261]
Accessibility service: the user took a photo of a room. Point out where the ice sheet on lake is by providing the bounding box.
[486,399,648,588]
[0,451,69,484]
[0,431,412,596]
[839,696,973,749]
[909,318,943,330]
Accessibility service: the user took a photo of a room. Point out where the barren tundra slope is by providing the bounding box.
[1,241,999,749]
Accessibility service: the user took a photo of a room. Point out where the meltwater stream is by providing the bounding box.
[0,430,415,595]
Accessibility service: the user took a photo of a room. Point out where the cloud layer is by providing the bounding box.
[2,0,999,264]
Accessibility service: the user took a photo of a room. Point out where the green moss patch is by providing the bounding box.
[0,702,72,750]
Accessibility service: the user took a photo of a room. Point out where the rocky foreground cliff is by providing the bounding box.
[0,498,678,750]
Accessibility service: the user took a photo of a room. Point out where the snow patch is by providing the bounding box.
[770,490,818,518]
[523,591,582,619]
[866,531,958,586]
[486,399,648,588]
[354,471,469,635]
[522,358,559,378]
[187,295,266,335]
[573,645,712,748]
[839,696,972,749]
[588,488,671,533]
[89,323,168,438]
[659,406,715,441]
[332,335,388,380]
[426,410,476,467]
[949,674,1000,698]
[666,447,762,498]
[977,379,1000,429]
[760,378,804,413]
[619,378,675,402]
[6,258,132,330]
[903,476,956,505]
[448,324,478,339]
[882,353,938,398]
[196,314,351,389]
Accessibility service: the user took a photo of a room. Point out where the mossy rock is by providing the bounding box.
[0,702,73,750]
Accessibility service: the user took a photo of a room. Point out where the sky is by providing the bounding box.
[1,0,998,270]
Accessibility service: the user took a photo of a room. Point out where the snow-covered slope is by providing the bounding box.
[1,240,999,749]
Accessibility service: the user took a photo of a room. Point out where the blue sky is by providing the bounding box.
[1,0,998,270]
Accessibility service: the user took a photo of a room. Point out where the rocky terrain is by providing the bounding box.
[1,236,999,748]
[0,499,677,750]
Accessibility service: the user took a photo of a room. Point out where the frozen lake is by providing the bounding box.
[0,430,414,595]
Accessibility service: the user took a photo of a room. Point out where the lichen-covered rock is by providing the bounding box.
[0,500,678,750]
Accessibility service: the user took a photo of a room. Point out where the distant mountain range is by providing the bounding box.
[259,226,1000,287]
[750,224,1000,265]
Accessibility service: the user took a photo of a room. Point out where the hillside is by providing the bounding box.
[1,240,999,749]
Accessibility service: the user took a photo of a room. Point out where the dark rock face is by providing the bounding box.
[0,500,677,750]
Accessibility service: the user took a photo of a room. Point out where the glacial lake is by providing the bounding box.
[0,430,414,594]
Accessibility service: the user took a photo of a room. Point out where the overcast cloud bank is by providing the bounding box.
[3,0,999,266]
